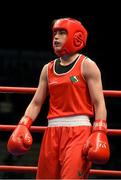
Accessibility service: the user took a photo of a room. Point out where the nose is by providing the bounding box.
[54,35,59,40]
[54,31,60,39]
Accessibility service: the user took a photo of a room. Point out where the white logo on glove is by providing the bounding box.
[98,141,107,148]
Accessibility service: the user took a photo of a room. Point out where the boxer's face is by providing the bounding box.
[52,29,67,52]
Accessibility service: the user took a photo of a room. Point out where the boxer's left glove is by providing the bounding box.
[7,116,33,156]
[83,120,110,164]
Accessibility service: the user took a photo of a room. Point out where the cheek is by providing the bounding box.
[62,36,67,45]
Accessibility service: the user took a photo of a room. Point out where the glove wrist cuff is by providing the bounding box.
[93,119,107,133]
[19,116,33,129]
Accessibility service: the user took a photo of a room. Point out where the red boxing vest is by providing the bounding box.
[47,55,94,119]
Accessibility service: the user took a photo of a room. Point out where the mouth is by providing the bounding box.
[53,41,61,47]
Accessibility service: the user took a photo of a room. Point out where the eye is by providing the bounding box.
[59,30,67,35]
[53,31,57,36]
[53,29,67,37]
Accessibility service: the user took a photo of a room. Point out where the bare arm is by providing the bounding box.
[23,64,49,122]
[83,58,107,120]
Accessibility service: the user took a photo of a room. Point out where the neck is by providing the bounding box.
[60,53,80,66]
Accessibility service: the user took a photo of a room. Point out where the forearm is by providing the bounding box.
[94,101,107,120]
[24,101,42,122]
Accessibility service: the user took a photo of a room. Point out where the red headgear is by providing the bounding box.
[52,18,88,56]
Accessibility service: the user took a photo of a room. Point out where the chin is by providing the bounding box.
[54,47,62,51]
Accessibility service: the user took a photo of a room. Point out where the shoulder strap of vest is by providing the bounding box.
[79,54,86,62]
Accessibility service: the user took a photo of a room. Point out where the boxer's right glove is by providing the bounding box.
[83,120,110,164]
[7,116,33,156]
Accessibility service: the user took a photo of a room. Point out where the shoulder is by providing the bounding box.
[41,63,49,72]
[83,56,96,65]
[39,63,49,80]
[82,57,101,79]
[41,59,56,78]
[48,59,58,69]
[42,59,55,71]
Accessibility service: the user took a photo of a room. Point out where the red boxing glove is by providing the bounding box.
[83,120,110,164]
[7,116,33,156]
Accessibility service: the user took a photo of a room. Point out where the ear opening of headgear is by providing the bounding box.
[52,17,88,56]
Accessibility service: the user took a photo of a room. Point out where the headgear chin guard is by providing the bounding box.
[52,18,88,57]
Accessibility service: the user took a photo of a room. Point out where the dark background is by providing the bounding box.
[0,2,121,179]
